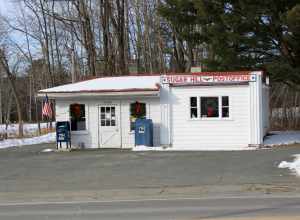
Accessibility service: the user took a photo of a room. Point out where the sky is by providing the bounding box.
[0,0,14,16]
[0,0,39,72]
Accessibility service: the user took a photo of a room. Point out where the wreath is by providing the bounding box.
[71,104,82,119]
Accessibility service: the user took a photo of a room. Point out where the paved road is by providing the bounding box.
[0,144,300,202]
[0,196,300,220]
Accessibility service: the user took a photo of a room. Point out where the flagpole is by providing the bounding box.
[46,95,49,133]
[50,99,53,130]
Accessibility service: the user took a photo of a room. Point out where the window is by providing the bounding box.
[201,97,219,118]
[190,97,198,118]
[100,106,116,127]
[130,102,146,131]
[189,96,230,119]
[70,104,86,131]
[222,96,229,118]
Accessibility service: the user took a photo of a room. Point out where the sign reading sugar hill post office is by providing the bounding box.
[161,73,256,85]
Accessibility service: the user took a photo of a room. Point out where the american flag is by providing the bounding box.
[42,95,53,119]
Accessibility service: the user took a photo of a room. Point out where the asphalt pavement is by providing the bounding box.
[0,196,300,220]
[0,144,299,203]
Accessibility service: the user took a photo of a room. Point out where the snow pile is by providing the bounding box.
[0,132,55,149]
[0,122,55,137]
[132,145,254,151]
[132,145,168,151]
[278,154,300,176]
[264,131,300,147]
[41,148,55,153]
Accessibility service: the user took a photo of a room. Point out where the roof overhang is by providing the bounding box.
[37,89,160,99]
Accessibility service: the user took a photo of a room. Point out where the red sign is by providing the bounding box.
[161,74,256,84]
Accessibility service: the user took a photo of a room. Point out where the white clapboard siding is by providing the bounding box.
[170,85,250,149]
[56,98,161,149]
[87,100,99,148]
[55,99,94,148]
[55,101,69,121]
[120,98,161,148]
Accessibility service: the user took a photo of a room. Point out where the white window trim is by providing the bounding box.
[188,96,233,121]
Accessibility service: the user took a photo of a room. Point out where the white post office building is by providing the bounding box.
[38,71,269,150]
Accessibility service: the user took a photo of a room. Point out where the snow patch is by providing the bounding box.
[133,145,167,151]
[0,132,55,149]
[133,145,255,151]
[0,122,55,138]
[264,131,300,147]
[278,154,300,176]
[41,148,55,153]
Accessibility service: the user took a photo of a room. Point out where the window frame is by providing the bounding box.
[129,101,147,132]
[190,97,198,119]
[200,96,219,118]
[188,96,232,121]
[69,103,87,132]
[221,96,230,118]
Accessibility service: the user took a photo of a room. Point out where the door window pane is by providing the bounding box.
[101,107,105,120]
[111,107,115,116]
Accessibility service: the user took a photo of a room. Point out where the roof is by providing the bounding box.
[39,75,161,94]
[38,71,262,97]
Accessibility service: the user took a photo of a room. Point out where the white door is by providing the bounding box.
[99,105,121,148]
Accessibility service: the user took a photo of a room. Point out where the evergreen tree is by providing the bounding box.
[159,0,300,88]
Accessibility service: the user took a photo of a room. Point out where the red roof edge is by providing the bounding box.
[39,88,160,94]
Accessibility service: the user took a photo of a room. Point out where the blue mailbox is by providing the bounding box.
[135,118,153,146]
[56,121,71,149]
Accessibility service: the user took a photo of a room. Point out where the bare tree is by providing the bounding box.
[72,0,97,76]
[0,49,24,137]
